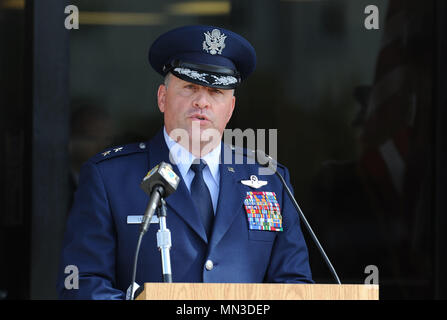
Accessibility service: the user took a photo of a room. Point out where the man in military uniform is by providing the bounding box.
[57,25,313,299]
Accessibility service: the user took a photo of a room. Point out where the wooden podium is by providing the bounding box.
[135,283,379,300]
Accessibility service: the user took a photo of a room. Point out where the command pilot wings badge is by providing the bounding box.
[203,29,226,55]
[240,175,268,189]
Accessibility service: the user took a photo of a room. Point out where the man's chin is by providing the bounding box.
[169,124,222,154]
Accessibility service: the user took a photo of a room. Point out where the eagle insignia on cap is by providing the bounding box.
[203,29,226,55]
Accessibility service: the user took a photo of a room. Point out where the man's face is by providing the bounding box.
[157,74,235,150]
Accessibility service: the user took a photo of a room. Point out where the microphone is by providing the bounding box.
[255,149,341,284]
[129,162,180,299]
[139,162,180,235]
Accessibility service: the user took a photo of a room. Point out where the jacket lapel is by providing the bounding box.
[209,144,247,248]
[147,129,208,243]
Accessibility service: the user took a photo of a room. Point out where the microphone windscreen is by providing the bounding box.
[141,162,180,197]
[256,150,272,168]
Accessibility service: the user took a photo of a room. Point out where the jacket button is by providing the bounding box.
[205,260,214,271]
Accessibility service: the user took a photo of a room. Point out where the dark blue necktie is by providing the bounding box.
[190,160,214,239]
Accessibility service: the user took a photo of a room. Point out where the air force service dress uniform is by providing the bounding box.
[57,25,313,299]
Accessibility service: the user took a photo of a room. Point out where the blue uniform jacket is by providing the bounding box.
[57,129,313,299]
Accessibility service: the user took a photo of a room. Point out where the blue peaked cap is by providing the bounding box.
[148,25,256,89]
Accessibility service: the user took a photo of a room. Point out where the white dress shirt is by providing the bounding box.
[163,127,220,214]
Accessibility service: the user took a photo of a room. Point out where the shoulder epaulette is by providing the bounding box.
[90,142,148,164]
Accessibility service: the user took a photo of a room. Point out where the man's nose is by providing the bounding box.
[193,90,211,109]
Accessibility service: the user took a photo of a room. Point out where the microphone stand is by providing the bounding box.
[156,198,173,283]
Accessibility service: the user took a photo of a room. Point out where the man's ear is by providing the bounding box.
[157,84,167,112]
[227,95,236,122]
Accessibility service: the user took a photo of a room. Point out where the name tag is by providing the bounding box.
[127,215,159,224]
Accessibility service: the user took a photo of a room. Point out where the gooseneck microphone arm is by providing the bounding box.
[130,229,144,300]
[273,167,341,284]
[255,150,341,284]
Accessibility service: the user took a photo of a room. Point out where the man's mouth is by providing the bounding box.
[190,114,209,121]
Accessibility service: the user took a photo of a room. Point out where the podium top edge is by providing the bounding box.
[142,283,379,288]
